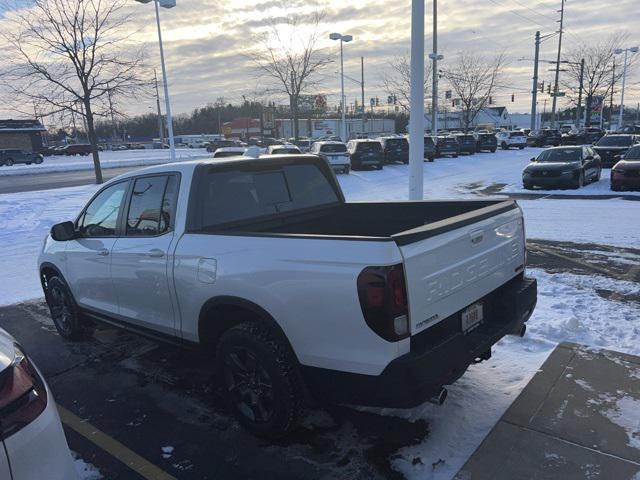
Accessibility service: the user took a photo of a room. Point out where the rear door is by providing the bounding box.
[395,205,524,334]
[110,174,180,335]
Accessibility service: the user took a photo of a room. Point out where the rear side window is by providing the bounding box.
[385,138,408,148]
[356,142,382,152]
[320,144,347,153]
[126,175,177,236]
[78,181,128,237]
[195,163,339,228]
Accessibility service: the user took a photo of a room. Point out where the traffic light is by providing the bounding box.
[375,97,379,106]
[547,84,551,94]
[488,96,493,105]
[539,81,544,93]
[511,93,515,102]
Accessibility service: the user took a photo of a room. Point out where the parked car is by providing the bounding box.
[610,145,640,191]
[454,134,477,155]
[559,124,574,135]
[423,136,436,161]
[616,125,640,135]
[347,139,384,169]
[473,132,498,152]
[292,138,313,153]
[522,146,601,190]
[526,129,561,147]
[40,154,536,438]
[435,136,460,157]
[206,139,238,153]
[212,147,247,158]
[379,136,409,164]
[593,134,640,168]
[562,127,604,145]
[310,140,350,173]
[267,144,301,155]
[39,146,59,156]
[0,149,44,166]
[0,328,78,479]
[61,144,92,156]
[496,130,527,150]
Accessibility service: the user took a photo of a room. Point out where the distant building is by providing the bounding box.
[424,107,531,131]
[0,119,47,152]
[224,118,261,139]
[277,118,395,139]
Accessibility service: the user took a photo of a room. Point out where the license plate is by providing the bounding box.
[461,302,483,333]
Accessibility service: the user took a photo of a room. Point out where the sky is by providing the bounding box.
[1,0,639,120]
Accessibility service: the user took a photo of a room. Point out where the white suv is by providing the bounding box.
[496,130,527,150]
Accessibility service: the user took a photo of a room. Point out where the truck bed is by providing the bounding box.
[231,200,517,243]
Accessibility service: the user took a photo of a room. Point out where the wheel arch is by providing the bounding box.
[39,261,65,290]
[197,296,298,362]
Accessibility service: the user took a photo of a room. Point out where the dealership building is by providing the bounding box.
[0,119,47,152]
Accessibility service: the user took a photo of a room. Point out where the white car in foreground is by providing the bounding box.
[0,329,77,479]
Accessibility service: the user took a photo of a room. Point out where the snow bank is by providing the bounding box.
[0,148,210,177]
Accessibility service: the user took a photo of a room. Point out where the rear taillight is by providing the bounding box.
[0,345,47,439]
[357,264,409,341]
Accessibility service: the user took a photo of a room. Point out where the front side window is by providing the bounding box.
[78,181,128,237]
[126,175,176,236]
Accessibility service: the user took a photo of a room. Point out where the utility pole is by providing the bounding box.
[430,0,440,136]
[106,83,118,142]
[575,58,584,128]
[408,0,425,200]
[550,0,566,128]
[361,56,366,135]
[154,70,164,146]
[530,31,540,131]
[542,98,548,127]
[609,61,616,128]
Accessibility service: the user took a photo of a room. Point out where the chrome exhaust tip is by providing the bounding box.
[428,387,448,406]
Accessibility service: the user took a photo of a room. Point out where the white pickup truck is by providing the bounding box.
[39,155,537,437]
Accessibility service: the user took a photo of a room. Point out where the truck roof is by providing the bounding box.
[109,154,326,183]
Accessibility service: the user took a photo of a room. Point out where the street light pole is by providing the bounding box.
[430,0,439,136]
[408,0,425,200]
[330,33,352,142]
[550,0,566,128]
[153,0,176,162]
[531,31,540,131]
[615,46,639,129]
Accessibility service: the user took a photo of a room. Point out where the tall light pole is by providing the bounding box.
[614,46,639,129]
[429,0,443,136]
[550,0,566,128]
[330,32,352,142]
[408,0,425,200]
[136,0,177,162]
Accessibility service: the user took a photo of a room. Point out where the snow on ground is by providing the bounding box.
[0,148,210,177]
[384,267,640,480]
[72,451,103,479]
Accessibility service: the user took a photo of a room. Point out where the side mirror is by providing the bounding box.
[530,157,536,162]
[585,155,593,160]
[51,221,76,241]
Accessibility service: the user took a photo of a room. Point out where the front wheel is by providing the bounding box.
[501,142,508,150]
[217,322,305,438]
[490,148,497,153]
[573,172,585,189]
[5,158,14,166]
[45,276,93,340]
[518,146,525,150]
[35,157,43,164]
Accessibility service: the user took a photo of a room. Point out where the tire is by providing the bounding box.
[611,183,621,192]
[217,322,305,439]
[523,182,534,190]
[377,164,384,170]
[595,168,602,181]
[453,154,458,158]
[490,148,497,153]
[501,142,508,150]
[428,156,434,162]
[518,146,525,150]
[5,158,13,166]
[573,171,584,189]
[45,276,93,340]
[35,157,43,165]
[344,166,350,174]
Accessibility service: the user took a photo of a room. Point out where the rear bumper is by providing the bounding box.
[303,275,537,408]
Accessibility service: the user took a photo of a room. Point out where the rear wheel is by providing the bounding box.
[5,158,14,166]
[453,154,458,158]
[523,182,534,190]
[217,322,305,438]
[518,146,525,150]
[501,142,508,150]
[490,147,497,153]
[573,171,585,189]
[35,157,43,164]
[45,276,93,340]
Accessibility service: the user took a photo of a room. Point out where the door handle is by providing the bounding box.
[97,248,109,256]
[146,249,165,258]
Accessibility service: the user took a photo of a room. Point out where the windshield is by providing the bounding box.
[320,144,347,153]
[596,136,633,147]
[624,146,640,160]
[536,148,581,163]
[356,142,382,152]
[385,138,408,148]
[271,148,299,155]
[510,131,524,137]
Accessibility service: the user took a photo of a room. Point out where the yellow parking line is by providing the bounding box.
[58,405,177,480]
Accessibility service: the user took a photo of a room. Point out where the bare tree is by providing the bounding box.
[380,54,432,111]
[441,53,505,132]
[563,34,635,126]
[249,12,331,139]
[2,0,146,183]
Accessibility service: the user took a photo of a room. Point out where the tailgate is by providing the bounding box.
[393,202,525,334]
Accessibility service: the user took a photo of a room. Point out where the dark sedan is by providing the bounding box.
[522,146,601,190]
[0,149,44,166]
[562,127,604,145]
[526,129,562,147]
[423,136,436,161]
[436,136,460,157]
[593,134,640,168]
[474,132,497,152]
[611,145,640,191]
[347,139,384,170]
[454,134,476,155]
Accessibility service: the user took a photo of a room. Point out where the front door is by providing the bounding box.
[65,180,129,314]
[110,174,179,336]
